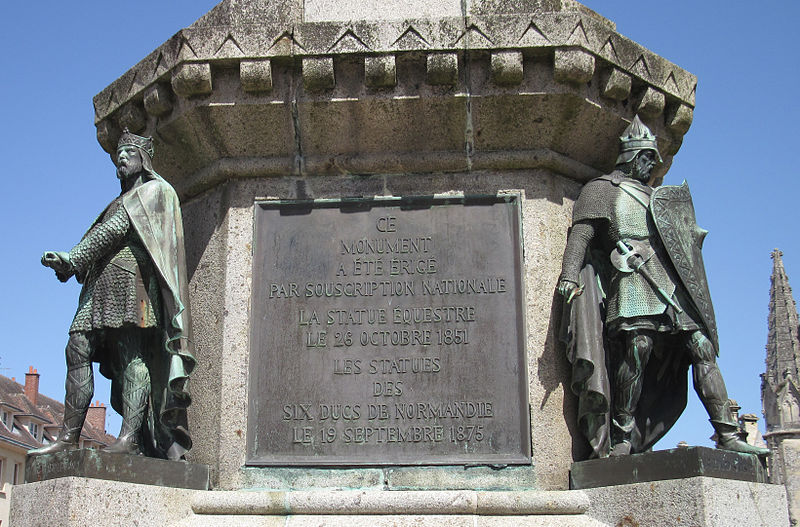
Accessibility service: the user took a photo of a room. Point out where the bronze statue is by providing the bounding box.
[31,129,195,460]
[558,116,768,458]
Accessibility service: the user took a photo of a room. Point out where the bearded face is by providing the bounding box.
[116,146,144,181]
[631,150,657,182]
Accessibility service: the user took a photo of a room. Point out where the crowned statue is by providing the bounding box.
[32,129,195,460]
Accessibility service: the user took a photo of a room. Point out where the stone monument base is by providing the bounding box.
[11,474,789,526]
[11,477,605,527]
[568,448,788,526]
[581,476,788,527]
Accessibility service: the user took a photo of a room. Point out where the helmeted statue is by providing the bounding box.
[557,115,768,458]
[31,129,195,460]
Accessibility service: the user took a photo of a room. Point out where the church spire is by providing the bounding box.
[764,249,800,389]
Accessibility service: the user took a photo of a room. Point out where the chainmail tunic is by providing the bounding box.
[68,198,162,333]
[561,173,701,332]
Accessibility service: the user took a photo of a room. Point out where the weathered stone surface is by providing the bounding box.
[365,54,396,87]
[117,101,147,133]
[95,119,120,154]
[240,467,384,491]
[176,515,606,527]
[490,50,523,86]
[180,489,604,527]
[600,67,630,100]
[9,477,197,527]
[240,59,273,93]
[305,0,462,22]
[582,476,789,527]
[427,52,459,85]
[667,102,694,135]
[635,85,665,117]
[171,62,213,97]
[387,466,536,491]
[779,439,800,524]
[143,83,173,117]
[91,4,696,185]
[553,48,595,84]
[303,56,335,91]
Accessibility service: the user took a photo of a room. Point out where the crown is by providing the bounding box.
[117,128,155,159]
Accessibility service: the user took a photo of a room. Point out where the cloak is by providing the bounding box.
[560,174,692,457]
[121,174,195,460]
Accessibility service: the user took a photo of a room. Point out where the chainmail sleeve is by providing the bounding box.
[560,221,596,284]
[68,202,130,279]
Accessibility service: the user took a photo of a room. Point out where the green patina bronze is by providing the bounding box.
[557,115,768,459]
[31,129,195,460]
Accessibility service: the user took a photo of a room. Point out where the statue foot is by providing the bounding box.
[718,436,770,457]
[28,438,79,456]
[610,441,632,456]
[103,435,141,455]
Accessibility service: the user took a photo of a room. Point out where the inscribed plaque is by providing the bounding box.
[247,196,530,465]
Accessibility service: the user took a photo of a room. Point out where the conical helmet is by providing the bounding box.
[615,115,663,165]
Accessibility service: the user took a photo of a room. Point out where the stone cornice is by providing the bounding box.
[93,12,695,132]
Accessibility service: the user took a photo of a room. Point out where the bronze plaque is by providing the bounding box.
[247,196,530,465]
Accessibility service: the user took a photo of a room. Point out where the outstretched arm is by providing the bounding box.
[557,221,596,301]
[67,204,130,282]
[42,203,131,284]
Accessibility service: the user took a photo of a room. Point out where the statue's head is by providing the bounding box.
[116,128,155,182]
[615,115,662,182]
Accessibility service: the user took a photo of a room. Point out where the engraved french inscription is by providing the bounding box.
[247,197,530,465]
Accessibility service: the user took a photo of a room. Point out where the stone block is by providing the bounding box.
[303,56,335,92]
[387,465,536,490]
[779,438,800,525]
[117,101,147,133]
[667,102,694,136]
[25,448,210,490]
[95,118,120,154]
[239,467,384,490]
[10,477,197,527]
[553,48,595,85]
[490,50,524,86]
[240,59,273,93]
[636,86,665,117]
[600,67,631,100]
[426,52,459,86]
[190,489,591,515]
[304,0,462,22]
[365,54,396,87]
[582,476,789,527]
[172,62,213,97]
[144,83,173,116]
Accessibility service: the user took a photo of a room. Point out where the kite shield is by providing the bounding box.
[651,182,719,350]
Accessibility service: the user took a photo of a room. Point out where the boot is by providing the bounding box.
[711,420,770,457]
[104,358,149,455]
[609,417,634,456]
[30,339,93,456]
[103,430,140,455]
[691,350,770,457]
[28,427,81,456]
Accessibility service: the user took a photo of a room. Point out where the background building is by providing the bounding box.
[762,249,800,522]
[0,367,113,526]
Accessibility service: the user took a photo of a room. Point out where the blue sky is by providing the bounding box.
[1,1,797,450]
